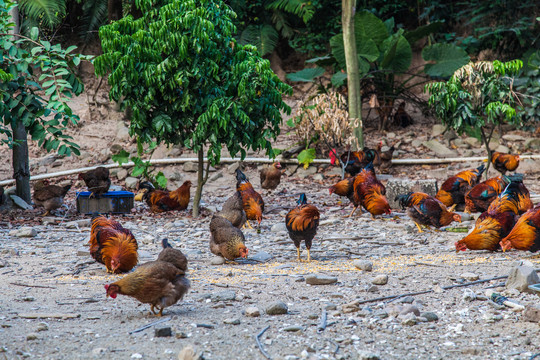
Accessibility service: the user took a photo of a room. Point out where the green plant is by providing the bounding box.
[95,0,291,217]
[515,50,540,127]
[426,60,524,172]
[0,0,88,202]
[111,143,168,189]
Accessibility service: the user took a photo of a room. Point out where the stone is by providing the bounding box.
[313,173,324,181]
[210,256,226,265]
[443,129,458,142]
[296,166,317,179]
[124,177,139,189]
[495,145,510,153]
[92,348,107,356]
[399,296,415,304]
[266,301,288,315]
[250,251,273,262]
[10,227,37,238]
[342,301,360,313]
[524,138,540,150]
[183,162,198,172]
[461,272,479,281]
[400,313,417,326]
[154,326,172,337]
[385,178,438,209]
[209,172,223,182]
[227,162,240,174]
[110,144,123,155]
[421,312,439,322]
[502,134,526,141]
[10,195,33,210]
[305,274,338,285]
[271,223,287,233]
[371,275,388,285]
[223,318,240,325]
[464,137,480,147]
[523,306,540,323]
[357,350,380,360]
[116,126,130,141]
[431,124,446,137]
[353,260,373,272]
[399,305,420,316]
[65,219,91,228]
[36,322,49,332]
[26,333,39,341]
[116,169,128,180]
[422,140,457,158]
[211,290,236,302]
[505,265,540,293]
[245,307,260,317]
[131,354,142,359]
[411,139,423,148]
[282,325,303,332]
[178,345,202,360]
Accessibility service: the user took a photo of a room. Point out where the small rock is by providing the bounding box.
[431,124,446,137]
[271,223,287,233]
[211,290,236,302]
[22,296,35,302]
[250,251,273,262]
[305,274,338,285]
[26,333,39,341]
[130,354,142,359]
[209,172,223,182]
[342,301,360,313]
[282,325,303,332]
[506,265,540,293]
[461,347,481,355]
[357,350,380,360]
[502,134,525,141]
[175,332,188,339]
[10,195,33,210]
[324,303,337,311]
[223,318,240,325]
[313,173,324,181]
[10,227,37,238]
[116,126,130,141]
[92,348,107,356]
[524,138,540,150]
[65,219,91,228]
[36,322,49,332]
[463,137,480,147]
[371,275,388,285]
[245,307,260,317]
[178,345,202,360]
[461,272,479,281]
[399,305,420,316]
[422,140,457,158]
[495,145,510,153]
[227,162,240,174]
[183,162,198,172]
[400,313,417,326]
[77,248,91,257]
[523,306,540,323]
[116,169,128,180]
[124,177,139,189]
[353,260,373,271]
[266,301,288,315]
[399,296,415,304]
[154,326,172,337]
[210,256,225,265]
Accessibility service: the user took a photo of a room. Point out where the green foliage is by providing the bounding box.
[78,0,109,42]
[515,50,540,125]
[19,0,66,29]
[297,148,315,169]
[425,60,524,157]
[423,43,470,77]
[239,24,279,56]
[0,1,88,155]
[286,67,324,82]
[112,145,169,189]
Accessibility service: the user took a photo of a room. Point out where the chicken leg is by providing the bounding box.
[243,220,254,230]
[306,249,311,262]
[150,305,157,315]
[414,222,424,233]
[345,206,359,218]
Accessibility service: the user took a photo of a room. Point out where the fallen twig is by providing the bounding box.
[317,309,327,332]
[129,317,171,334]
[255,325,271,360]
[10,282,56,289]
[411,261,445,268]
[329,340,340,355]
[196,323,215,329]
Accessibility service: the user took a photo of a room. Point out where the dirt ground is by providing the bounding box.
[1,67,540,360]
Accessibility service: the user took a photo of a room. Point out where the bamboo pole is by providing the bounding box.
[1,155,540,187]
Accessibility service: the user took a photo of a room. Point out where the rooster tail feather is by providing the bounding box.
[476,164,486,176]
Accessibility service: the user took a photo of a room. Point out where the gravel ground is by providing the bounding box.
[1,170,540,360]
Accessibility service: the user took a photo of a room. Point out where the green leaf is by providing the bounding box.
[331,71,347,87]
[111,149,130,165]
[30,27,39,41]
[423,44,470,78]
[155,172,168,188]
[297,148,316,169]
[404,22,443,44]
[286,67,325,82]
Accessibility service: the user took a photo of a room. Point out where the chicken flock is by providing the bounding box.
[22,149,540,316]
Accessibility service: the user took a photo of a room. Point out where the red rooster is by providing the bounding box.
[464,176,508,213]
[491,152,520,175]
[395,192,459,232]
[500,204,540,253]
[499,174,533,214]
[353,163,391,218]
[285,193,320,262]
[330,148,378,177]
[236,169,264,229]
[89,215,138,273]
[436,164,485,208]
[137,181,191,213]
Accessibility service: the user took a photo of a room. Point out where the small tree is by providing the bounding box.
[95,0,292,217]
[0,0,86,202]
[426,60,524,172]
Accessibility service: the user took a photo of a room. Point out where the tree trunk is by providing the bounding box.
[342,0,363,149]
[192,149,204,217]
[12,121,31,203]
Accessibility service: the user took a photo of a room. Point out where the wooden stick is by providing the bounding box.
[196,323,215,329]
[255,325,271,360]
[129,316,171,334]
[10,282,56,289]
[317,309,327,332]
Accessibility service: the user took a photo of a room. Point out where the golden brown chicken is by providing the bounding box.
[78,166,111,197]
[285,193,320,262]
[105,239,190,316]
[396,192,460,232]
[216,191,246,228]
[435,164,485,208]
[209,215,249,260]
[236,169,264,229]
[32,180,71,216]
[329,176,358,217]
[353,163,391,218]
[137,180,191,213]
[89,215,138,273]
[456,193,519,252]
[491,152,520,175]
[500,204,540,253]
[260,162,283,191]
[329,148,378,176]
[464,176,508,213]
[499,174,533,214]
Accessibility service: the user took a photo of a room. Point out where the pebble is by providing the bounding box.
[223,318,241,325]
[399,305,420,316]
[250,251,273,262]
[178,346,200,360]
[9,227,37,238]
[10,195,33,210]
[305,274,337,285]
[245,307,260,317]
[271,223,287,233]
[26,333,39,341]
[357,350,380,360]
[211,290,236,302]
[282,325,303,332]
[399,296,415,304]
[324,303,337,311]
[210,256,226,265]
[36,322,49,331]
[353,259,373,271]
[461,272,479,281]
[266,301,288,315]
[154,326,172,337]
[131,354,143,359]
[92,348,107,356]
[124,177,139,189]
[77,248,90,257]
[421,312,439,322]
[400,313,417,326]
[371,275,388,285]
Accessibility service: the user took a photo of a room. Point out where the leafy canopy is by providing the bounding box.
[0,0,87,156]
[94,0,292,165]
